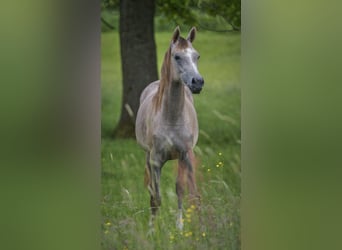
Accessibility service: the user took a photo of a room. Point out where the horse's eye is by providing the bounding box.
[197,55,200,60]
[174,55,181,60]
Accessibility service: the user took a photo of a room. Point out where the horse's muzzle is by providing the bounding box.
[191,87,202,94]
[190,77,204,94]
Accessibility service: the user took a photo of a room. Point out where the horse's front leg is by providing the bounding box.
[176,150,201,230]
[184,150,201,206]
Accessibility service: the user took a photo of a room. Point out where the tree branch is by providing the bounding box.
[224,16,241,31]
[198,23,240,33]
[101,16,115,30]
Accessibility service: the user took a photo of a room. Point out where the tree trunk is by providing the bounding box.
[113,0,158,138]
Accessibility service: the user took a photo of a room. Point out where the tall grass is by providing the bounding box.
[101,30,240,249]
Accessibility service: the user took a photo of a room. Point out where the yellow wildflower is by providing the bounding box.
[185,231,192,237]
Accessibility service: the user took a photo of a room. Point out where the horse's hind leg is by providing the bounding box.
[149,166,161,220]
[147,151,163,228]
[144,152,156,228]
[144,152,152,194]
[176,159,186,230]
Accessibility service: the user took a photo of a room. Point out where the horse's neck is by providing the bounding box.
[162,79,185,124]
[158,48,186,124]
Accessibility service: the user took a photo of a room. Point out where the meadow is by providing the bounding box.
[101,30,241,249]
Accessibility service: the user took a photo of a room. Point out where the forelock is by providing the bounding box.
[175,37,189,49]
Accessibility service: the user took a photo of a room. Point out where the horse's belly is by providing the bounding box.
[154,129,194,157]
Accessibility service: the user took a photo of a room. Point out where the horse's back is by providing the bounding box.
[136,81,160,151]
[140,80,159,104]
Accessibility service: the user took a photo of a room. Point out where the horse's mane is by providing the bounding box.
[152,47,171,111]
[153,37,188,111]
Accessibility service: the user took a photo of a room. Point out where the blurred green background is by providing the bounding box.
[2,1,342,250]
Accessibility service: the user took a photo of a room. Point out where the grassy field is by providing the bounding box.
[101,30,241,249]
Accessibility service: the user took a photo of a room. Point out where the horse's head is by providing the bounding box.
[169,26,204,94]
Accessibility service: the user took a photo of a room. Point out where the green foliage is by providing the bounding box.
[155,0,241,31]
[100,0,241,31]
[156,0,241,31]
[199,0,241,30]
[101,30,240,249]
[156,0,199,26]
[101,10,119,32]
[101,0,119,10]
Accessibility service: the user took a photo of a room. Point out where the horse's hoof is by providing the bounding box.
[176,219,184,231]
[147,227,155,237]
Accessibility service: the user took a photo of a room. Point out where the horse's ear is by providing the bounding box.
[186,27,196,43]
[172,26,180,44]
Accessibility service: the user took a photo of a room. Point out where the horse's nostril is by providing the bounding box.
[192,77,204,85]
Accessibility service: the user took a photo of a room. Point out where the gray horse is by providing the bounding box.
[135,26,204,230]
